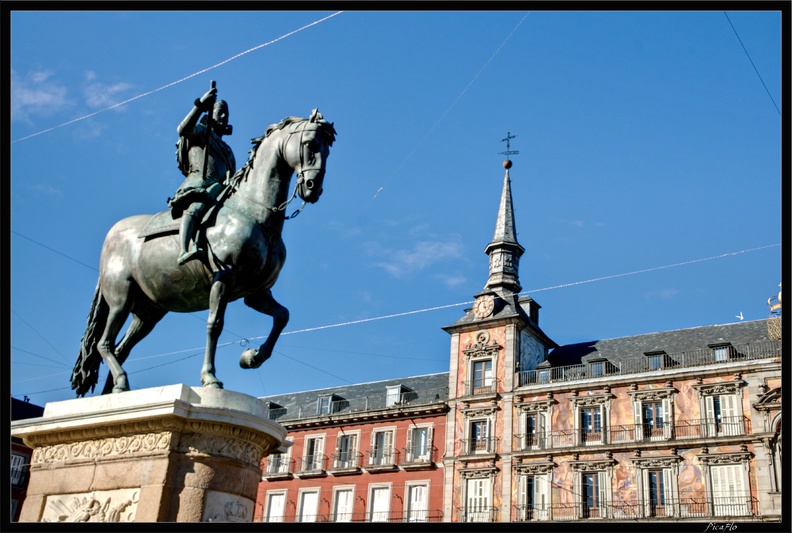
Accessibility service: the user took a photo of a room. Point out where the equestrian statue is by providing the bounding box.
[71,82,337,396]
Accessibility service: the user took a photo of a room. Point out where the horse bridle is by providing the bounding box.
[274,120,325,219]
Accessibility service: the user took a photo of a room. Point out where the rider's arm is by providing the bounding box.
[177,88,217,137]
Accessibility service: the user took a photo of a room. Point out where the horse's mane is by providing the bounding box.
[227,111,336,190]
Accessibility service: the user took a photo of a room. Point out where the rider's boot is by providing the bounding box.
[177,213,203,265]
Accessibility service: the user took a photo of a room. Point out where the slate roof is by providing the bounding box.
[548,318,775,368]
[259,372,449,419]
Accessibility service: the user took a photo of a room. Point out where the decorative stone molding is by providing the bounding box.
[631,455,682,469]
[569,392,612,407]
[23,418,183,449]
[32,432,172,465]
[462,405,499,418]
[698,450,752,465]
[517,398,556,412]
[569,457,617,472]
[514,460,554,475]
[692,380,744,397]
[460,465,498,479]
[626,386,676,402]
[463,331,501,359]
[753,387,781,412]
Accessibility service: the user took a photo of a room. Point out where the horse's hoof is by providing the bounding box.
[240,348,263,369]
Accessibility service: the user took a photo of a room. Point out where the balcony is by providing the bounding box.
[262,509,444,523]
[295,454,327,476]
[457,506,499,522]
[460,436,499,456]
[262,454,294,480]
[463,378,500,398]
[402,444,437,470]
[328,451,362,475]
[518,340,781,387]
[514,417,750,453]
[367,447,399,471]
[514,494,756,521]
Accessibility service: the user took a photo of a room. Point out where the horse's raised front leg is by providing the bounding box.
[239,289,289,369]
[202,272,231,389]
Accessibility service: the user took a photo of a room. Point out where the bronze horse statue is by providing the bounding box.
[71,110,336,396]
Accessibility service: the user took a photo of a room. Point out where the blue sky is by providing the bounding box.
[9,9,784,407]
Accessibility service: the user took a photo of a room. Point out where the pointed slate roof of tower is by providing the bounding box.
[484,161,525,294]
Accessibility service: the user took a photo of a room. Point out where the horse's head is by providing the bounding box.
[283,109,337,204]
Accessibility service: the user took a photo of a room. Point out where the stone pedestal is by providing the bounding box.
[10,384,287,523]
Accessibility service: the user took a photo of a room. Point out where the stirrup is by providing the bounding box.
[178,249,204,266]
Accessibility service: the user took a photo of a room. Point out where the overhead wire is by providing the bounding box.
[11,11,344,143]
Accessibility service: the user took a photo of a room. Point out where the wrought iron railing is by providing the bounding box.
[296,453,326,472]
[514,417,749,452]
[266,509,444,523]
[263,454,294,475]
[368,447,399,467]
[459,436,499,455]
[463,378,500,397]
[330,450,362,470]
[403,444,437,464]
[514,494,757,521]
[518,340,781,387]
[457,506,499,522]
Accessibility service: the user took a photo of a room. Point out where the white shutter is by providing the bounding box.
[705,396,716,437]
[384,431,394,463]
[407,484,428,522]
[517,475,528,520]
[662,469,674,517]
[405,427,414,461]
[634,401,644,441]
[711,464,746,516]
[597,472,608,517]
[535,473,549,520]
[466,478,490,522]
[662,398,673,440]
[370,486,391,522]
[425,427,434,461]
[334,489,353,522]
[299,491,319,522]
[266,492,285,522]
[537,413,546,449]
[721,395,738,436]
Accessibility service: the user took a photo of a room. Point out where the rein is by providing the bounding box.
[231,119,322,221]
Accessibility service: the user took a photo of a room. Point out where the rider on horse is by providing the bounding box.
[169,85,236,265]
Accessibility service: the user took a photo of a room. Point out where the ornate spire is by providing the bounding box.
[484,133,525,294]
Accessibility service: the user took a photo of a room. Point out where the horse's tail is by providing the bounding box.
[71,282,108,397]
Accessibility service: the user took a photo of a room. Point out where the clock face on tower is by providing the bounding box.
[473,295,495,318]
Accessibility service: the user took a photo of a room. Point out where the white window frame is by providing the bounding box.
[631,456,681,519]
[332,485,355,522]
[368,483,392,522]
[570,459,615,520]
[264,490,287,522]
[694,381,744,438]
[406,424,434,463]
[628,386,675,442]
[334,431,359,469]
[386,386,402,406]
[517,471,551,521]
[405,481,430,522]
[302,434,326,471]
[517,399,553,450]
[464,476,493,522]
[699,450,752,517]
[265,446,292,476]
[571,393,611,446]
[297,488,321,522]
[370,427,396,466]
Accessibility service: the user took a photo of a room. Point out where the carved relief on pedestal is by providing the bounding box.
[32,431,172,465]
[41,489,139,522]
[203,492,254,522]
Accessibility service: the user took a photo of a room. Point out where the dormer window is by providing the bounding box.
[386,385,415,406]
[317,394,346,415]
[710,344,733,362]
[644,351,667,370]
[268,401,286,420]
[589,359,605,378]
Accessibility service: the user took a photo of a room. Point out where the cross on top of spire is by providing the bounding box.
[499,130,519,160]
